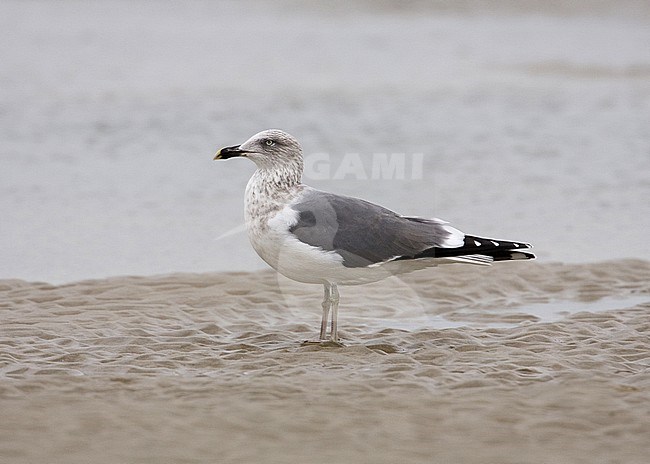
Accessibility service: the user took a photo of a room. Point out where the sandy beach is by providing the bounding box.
[1,260,649,463]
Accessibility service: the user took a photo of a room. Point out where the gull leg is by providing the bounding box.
[319,284,331,341]
[330,284,340,342]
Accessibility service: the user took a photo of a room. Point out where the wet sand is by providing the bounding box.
[1,260,649,463]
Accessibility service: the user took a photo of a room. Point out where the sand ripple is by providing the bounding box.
[1,260,649,463]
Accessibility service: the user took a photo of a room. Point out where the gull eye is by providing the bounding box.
[264,139,275,147]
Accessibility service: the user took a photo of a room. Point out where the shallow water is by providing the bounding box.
[1,1,649,283]
[381,293,650,331]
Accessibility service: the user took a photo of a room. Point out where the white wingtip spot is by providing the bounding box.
[474,240,481,247]
[491,240,500,247]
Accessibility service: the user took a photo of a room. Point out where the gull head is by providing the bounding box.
[214,129,303,170]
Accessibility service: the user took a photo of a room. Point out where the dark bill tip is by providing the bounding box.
[214,145,245,160]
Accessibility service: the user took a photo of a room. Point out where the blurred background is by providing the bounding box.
[1,0,649,283]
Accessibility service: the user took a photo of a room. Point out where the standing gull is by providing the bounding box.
[214,129,535,343]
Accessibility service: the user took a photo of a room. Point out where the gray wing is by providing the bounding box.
[288,189,455,268]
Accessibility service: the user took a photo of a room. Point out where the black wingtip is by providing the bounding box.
[396,235,536,262]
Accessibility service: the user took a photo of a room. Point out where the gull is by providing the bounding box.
[214,129,535,343]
